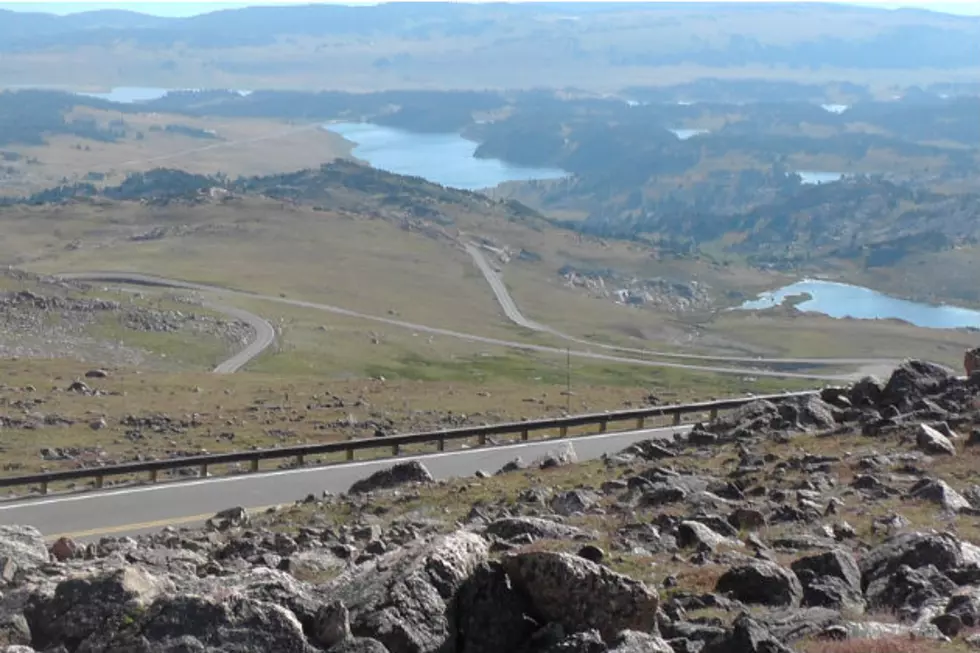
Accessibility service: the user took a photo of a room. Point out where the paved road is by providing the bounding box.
[57,272,855,380]
[204,301,276,374]
[0,425,692,541]
[464,243,898,370]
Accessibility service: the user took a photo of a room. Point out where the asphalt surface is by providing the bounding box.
[203,301,276,374]
[57,272,858,380]
[464,243,898,370]
[0,424,692,541]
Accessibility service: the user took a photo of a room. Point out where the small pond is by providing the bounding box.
[738,279,980,330]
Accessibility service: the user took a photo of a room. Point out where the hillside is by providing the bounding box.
[1,3,979,91]
[3,361,980,653]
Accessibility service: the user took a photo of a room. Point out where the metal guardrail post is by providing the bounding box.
[521,429,529,441]
[250,458,259,473]
[438,438,445,452]
[635,417,645,429]
[149,469,158,483]
[559,425,568,437]
[478,434,487,446]
[296,454,305,467]
[346,448,354,461]
[673,413,682,426]
[40,481,48,495]
[392,443,400,456]
[598,419,608,433]
[94,475,104,489]
[199,463,208,478]
[710,408,719,420]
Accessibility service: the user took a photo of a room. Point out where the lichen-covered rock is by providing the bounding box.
[348,462,435,495]
[324,530,488,653]
[715,560,803,608]
[501,551,659,641]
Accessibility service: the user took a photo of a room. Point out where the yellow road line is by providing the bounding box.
[44,503,281,541]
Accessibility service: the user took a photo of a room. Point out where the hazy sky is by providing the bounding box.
[2,0,979,17]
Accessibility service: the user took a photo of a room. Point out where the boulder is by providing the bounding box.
[348,462,434,495]
[859,532,964,591]
[315,600,352,649]
[457,562,535,653]
[715,560,803,607]
[324,530,488,653]
[881,360,956,409]
[917,424,957,456]
[702,613,794,653]
[0,526,49,573]
[865,564,957,614]
[502,551,659,641]
[28,565,174,652]
[908,478,971,512]
[48,538,79,563]
[484,517,592,543]
[608,631,674,653]
[208,506,250,530]
[329,638,391,653]
[551,490,599,516]
[676,521,736,551]
[114,593,319,653]
[791,549,862,594]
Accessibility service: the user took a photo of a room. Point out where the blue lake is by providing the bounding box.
[739,279,980,330]
[324,122,569,191]
[76,87,251,103]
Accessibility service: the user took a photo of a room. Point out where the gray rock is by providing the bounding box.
[909,478,970,512]
[208,506,250,530]
[917,424,957,456]
[860,532,964,591]
[324,530,488,653]
[502,551,659,641]
[551,490,599,516]
[542,630,605,653]
[315,600,352,649]
[609,631,674,653]
[285,550,344,582]
[881,360,956,410]
[329,638,391,653]
[702,613,794,653]
[0,526,49,572]
[457,562,535,653]
[348,462,434,495]
[28,565,174,652]
[715,560,803,607]
[484,517,592,543]
[115,593,318,653]
[676,521,738,551]
[791,549,862,593]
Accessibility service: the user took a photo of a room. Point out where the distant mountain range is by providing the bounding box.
[1,2,978,70]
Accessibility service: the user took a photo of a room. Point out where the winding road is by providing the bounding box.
[61,271,872,381]
[464,243,897,370]
[204,301,276,374]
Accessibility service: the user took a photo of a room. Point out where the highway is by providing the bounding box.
[464,243,898,370]
[58,272,859,381]
[0,424,693,541]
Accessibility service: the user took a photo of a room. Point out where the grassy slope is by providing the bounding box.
[0,108,351,196]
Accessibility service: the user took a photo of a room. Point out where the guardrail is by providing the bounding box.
[0,390,818,496]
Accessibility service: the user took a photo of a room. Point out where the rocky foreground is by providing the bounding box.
[4,360,980,653]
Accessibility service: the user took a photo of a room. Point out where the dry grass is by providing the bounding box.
[1,108,351,196]
[798,637,953,653]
